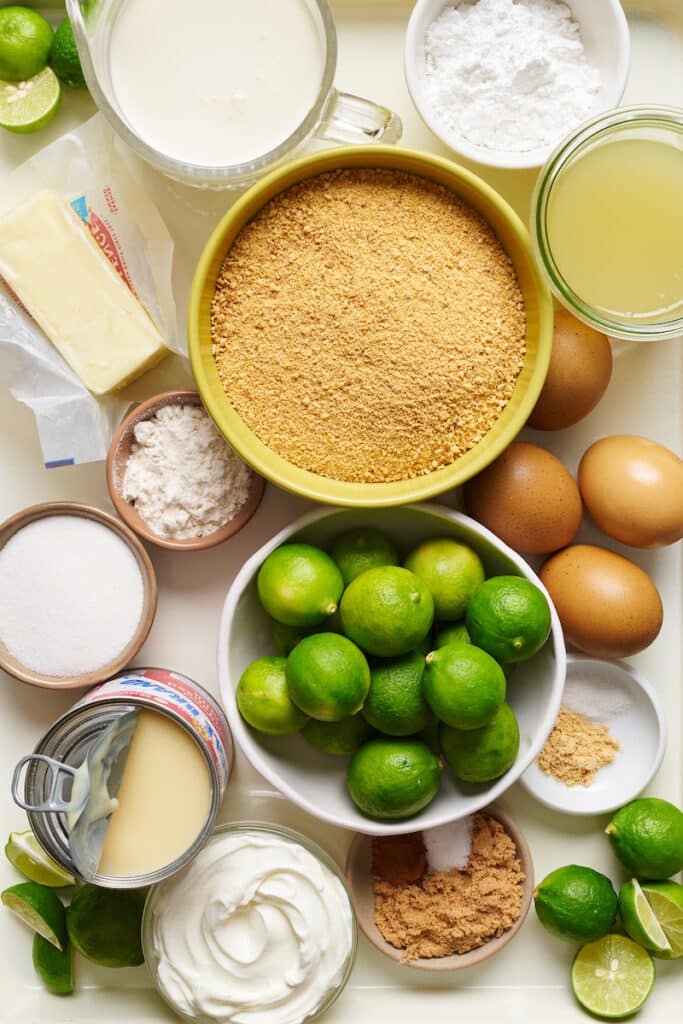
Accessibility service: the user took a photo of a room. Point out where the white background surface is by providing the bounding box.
[0,2,682,1022]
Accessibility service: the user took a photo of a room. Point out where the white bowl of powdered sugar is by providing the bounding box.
[405,0,631,170]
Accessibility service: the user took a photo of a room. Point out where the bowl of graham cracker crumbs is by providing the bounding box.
[189,146,553,507]
[344,805,534,970]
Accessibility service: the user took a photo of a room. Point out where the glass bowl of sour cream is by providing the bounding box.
[142,822,358,1024]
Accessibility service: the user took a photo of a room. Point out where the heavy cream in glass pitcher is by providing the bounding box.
[67,0,402,188]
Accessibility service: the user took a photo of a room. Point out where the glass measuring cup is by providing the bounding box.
[66,0,403,189]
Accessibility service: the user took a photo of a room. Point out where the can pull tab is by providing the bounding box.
[11,755,84,814]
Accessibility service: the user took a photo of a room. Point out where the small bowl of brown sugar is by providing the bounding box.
[345,805,534,971]
[189,146,553,507]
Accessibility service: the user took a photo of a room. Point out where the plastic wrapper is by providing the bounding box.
[0,115,182,467]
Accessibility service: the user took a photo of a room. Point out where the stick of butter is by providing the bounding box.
[0,190,169,395]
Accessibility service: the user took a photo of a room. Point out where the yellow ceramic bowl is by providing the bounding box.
[189,147,553,507]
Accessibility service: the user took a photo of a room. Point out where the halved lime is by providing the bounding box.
[5,831,75,888]
[1,881,67,950]
[571,935,655,1019]
[33,932,73,995]
[0,66,60,133]
[618,879,671,955]
[642,881,683,960]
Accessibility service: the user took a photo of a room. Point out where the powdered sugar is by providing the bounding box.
[423,0,601,153]
[123,403,252,540]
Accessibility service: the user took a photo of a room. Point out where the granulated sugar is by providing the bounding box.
[0,516,144,677]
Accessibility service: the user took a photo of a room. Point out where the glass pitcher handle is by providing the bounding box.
[316,89,402,146]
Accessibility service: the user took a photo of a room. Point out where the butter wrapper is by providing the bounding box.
[0,114,182,467]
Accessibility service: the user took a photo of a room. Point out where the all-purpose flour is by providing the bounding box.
[423,0,601,153]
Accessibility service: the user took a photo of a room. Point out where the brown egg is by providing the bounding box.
[540,545,663,658]
[528,309,612,430]
[463,441,582,554]
[579,435,683,549]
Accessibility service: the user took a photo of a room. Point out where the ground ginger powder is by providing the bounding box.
[536,707,620,787]
[211,169,526,483]
[372,813,524,960]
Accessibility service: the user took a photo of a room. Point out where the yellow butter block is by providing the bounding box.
[0,190,169,395]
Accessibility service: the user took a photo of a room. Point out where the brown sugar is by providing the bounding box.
[372,813,524,960]
[536,706,620,787]
[211,168,526,483]
[371,832,427,886]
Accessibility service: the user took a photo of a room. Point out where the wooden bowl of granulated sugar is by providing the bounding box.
[345,805,534,971]
[107,390,266,552]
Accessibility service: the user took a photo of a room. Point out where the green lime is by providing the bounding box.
[330,527,398,586]
[67,885,145,968]
[50,17,86,89]
[606,798,683,880]
[0,66,60,133]
[1,881,66,949]
[439,701,519,783]
[5,831,75,887]
[302,713,375,755]
[534,865,617,944]
[340,565,434,657]
[346,737,441,819]
[641,881,683,960]
[286,632,370,721]
[466,576,551,663]
[0,7,53,81]
[423,644,505,730]
[434,621,470,648]
[33,932,73,995]
[618,879,671,955]
[571,935,655,1019]
[404,538,484,621]
[362,649,431,736]
[257,543,343,628]
[237,656,307,735]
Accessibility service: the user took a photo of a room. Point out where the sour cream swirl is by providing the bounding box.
[150,829,355,1024]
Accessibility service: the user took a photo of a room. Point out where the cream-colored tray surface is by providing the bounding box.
[0,2,681,1021]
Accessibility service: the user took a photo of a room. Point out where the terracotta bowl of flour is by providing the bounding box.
[345,804,534,972]
[107,390,266,552]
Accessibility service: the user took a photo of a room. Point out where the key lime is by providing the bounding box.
[423,644,505,730]
[33,932,73,995]
[466,576,551,663]
[0,7,53,81]
[340,566,434,657]
[618,879,671,955]
[330,527,398,586]
[439,701,519,783]
[257,543,343,628]
[346,738,441,819]
[641,881,683,960]
[571,935,655,1019]
[362,649,431,736]
[605,798,683,880]
[50,17,86,89]
[237,656,307,735]
[404,538,484,621]
[286,632,370,721]
[5,830,75,887]
[434,621,470,648]
[0,66,60,133]
[1,881,66,949]
[302,713,375,755]
[67,885,145,968]
[534,865,617,944]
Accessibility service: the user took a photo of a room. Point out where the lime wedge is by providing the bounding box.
[1,882,67,950]
[0,66,60,133]
[33,932,74,995]
[642,882,683,960]
[618,879,671,955]
[5,831,75,888]
[571,935,655,1019]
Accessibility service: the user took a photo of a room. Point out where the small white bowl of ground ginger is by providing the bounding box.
[345,805,534,971]
[521,655,666,816]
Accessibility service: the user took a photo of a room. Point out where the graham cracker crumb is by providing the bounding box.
[536,707,620,787]
[211,168,526,483]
